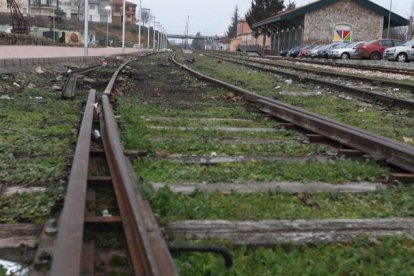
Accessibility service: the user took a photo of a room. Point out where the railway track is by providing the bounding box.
[2,51,414,274]
[113,53,414,273]
[213,52,414,91]
[172,53,414,175]
[61,64,102,99]
[204,52,414,111]
[29,57,178,275]
[264,54,414,76]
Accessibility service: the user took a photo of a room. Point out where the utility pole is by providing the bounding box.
[53,8,55,43]
[122,0,126,52]
[387,0,393,39]
[153,21,159,51]
[149,15,154,49]
[105,5,111,47]
[84,0,89,56]
[184,15,189,49]
[137,0,142,48]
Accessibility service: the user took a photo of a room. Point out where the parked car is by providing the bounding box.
[279,49,289,57]
[383,39,414,62]
[355,39,403,60]
[328,42,366,59]
[309,45,324,58]
[327,43,350,58]
[317,43,341,58]
[298,45,316,58]
[287,46,303,58]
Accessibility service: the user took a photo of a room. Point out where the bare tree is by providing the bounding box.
[383,26,409,40]
[141,9,150,26]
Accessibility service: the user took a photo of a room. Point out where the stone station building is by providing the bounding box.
[253,0,409,53]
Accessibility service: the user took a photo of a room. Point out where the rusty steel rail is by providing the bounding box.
[210,52,414,93]
[172,54,414,173]
[101,58,178,275]
[263,54,414,76]
[50,54,177,275]
[50,89,96,276]
[62,64,102,99]
[205,53,414,110]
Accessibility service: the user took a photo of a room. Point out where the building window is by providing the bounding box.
[89,15,93,21]
[100,15,108,22]
[71,13,78,20]
[89,4,96,10]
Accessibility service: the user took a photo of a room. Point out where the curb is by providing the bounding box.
[0,56,104,70]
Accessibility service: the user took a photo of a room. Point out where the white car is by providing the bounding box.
[383,39,414,62]
[328,42,366,59]
[309,45,324,58]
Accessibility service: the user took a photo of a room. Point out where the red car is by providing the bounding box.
[298,45,316,58]
[356,39,403,60]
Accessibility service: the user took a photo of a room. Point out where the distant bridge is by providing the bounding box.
[167,34,216,40]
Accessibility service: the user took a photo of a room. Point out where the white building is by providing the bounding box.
[1,0,112,23]
[59,0,112,23]
[0,0,29,15]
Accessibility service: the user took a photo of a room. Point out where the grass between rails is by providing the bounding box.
[179,53,414,144]
[121,54,388,184]
[118,98,337,156]
[120,54,414,273]
[0,74,85,184]
[173,236,414,275]
[148,186,413,223]
[117,95,269,121]
[0,187,64,224]
[135,159,387,184]
[140,138,331,157]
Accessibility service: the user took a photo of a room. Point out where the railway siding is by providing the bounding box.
[178,53,414,146]
[2,51,414,274]
[115,53,414,274]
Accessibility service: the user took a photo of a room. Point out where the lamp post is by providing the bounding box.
[163,28,166,50]
[141,9,150,49]
[157,25,161,51]
[52,5,56,43]
[122,0,126,52]
[105,5,111,47]
[387,0,393,39]
[153,21,159,51]
[148,15,154,49]
[84,0,89,56]
[137,0,142,48]
[162,28,167,50]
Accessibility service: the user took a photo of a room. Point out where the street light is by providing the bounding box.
[153,21,160,51]
[164,28,168,50]
[137,0,142,48]
[105,5,111,47]
[387,0,393,39]
[84,0,89,56]
[122,0,126,52]
[141,9,151,49]
[157,25,161,51]
[148,15,155,49]
[52,4,56,43]
[160,27,164,49]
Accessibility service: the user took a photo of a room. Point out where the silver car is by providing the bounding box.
[383,39,414,62]
[309,45,324,58]
[329,42,366,59]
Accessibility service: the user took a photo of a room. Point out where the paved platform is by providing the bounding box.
[0,46,143,59]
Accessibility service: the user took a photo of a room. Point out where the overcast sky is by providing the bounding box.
[137,0,412,36]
